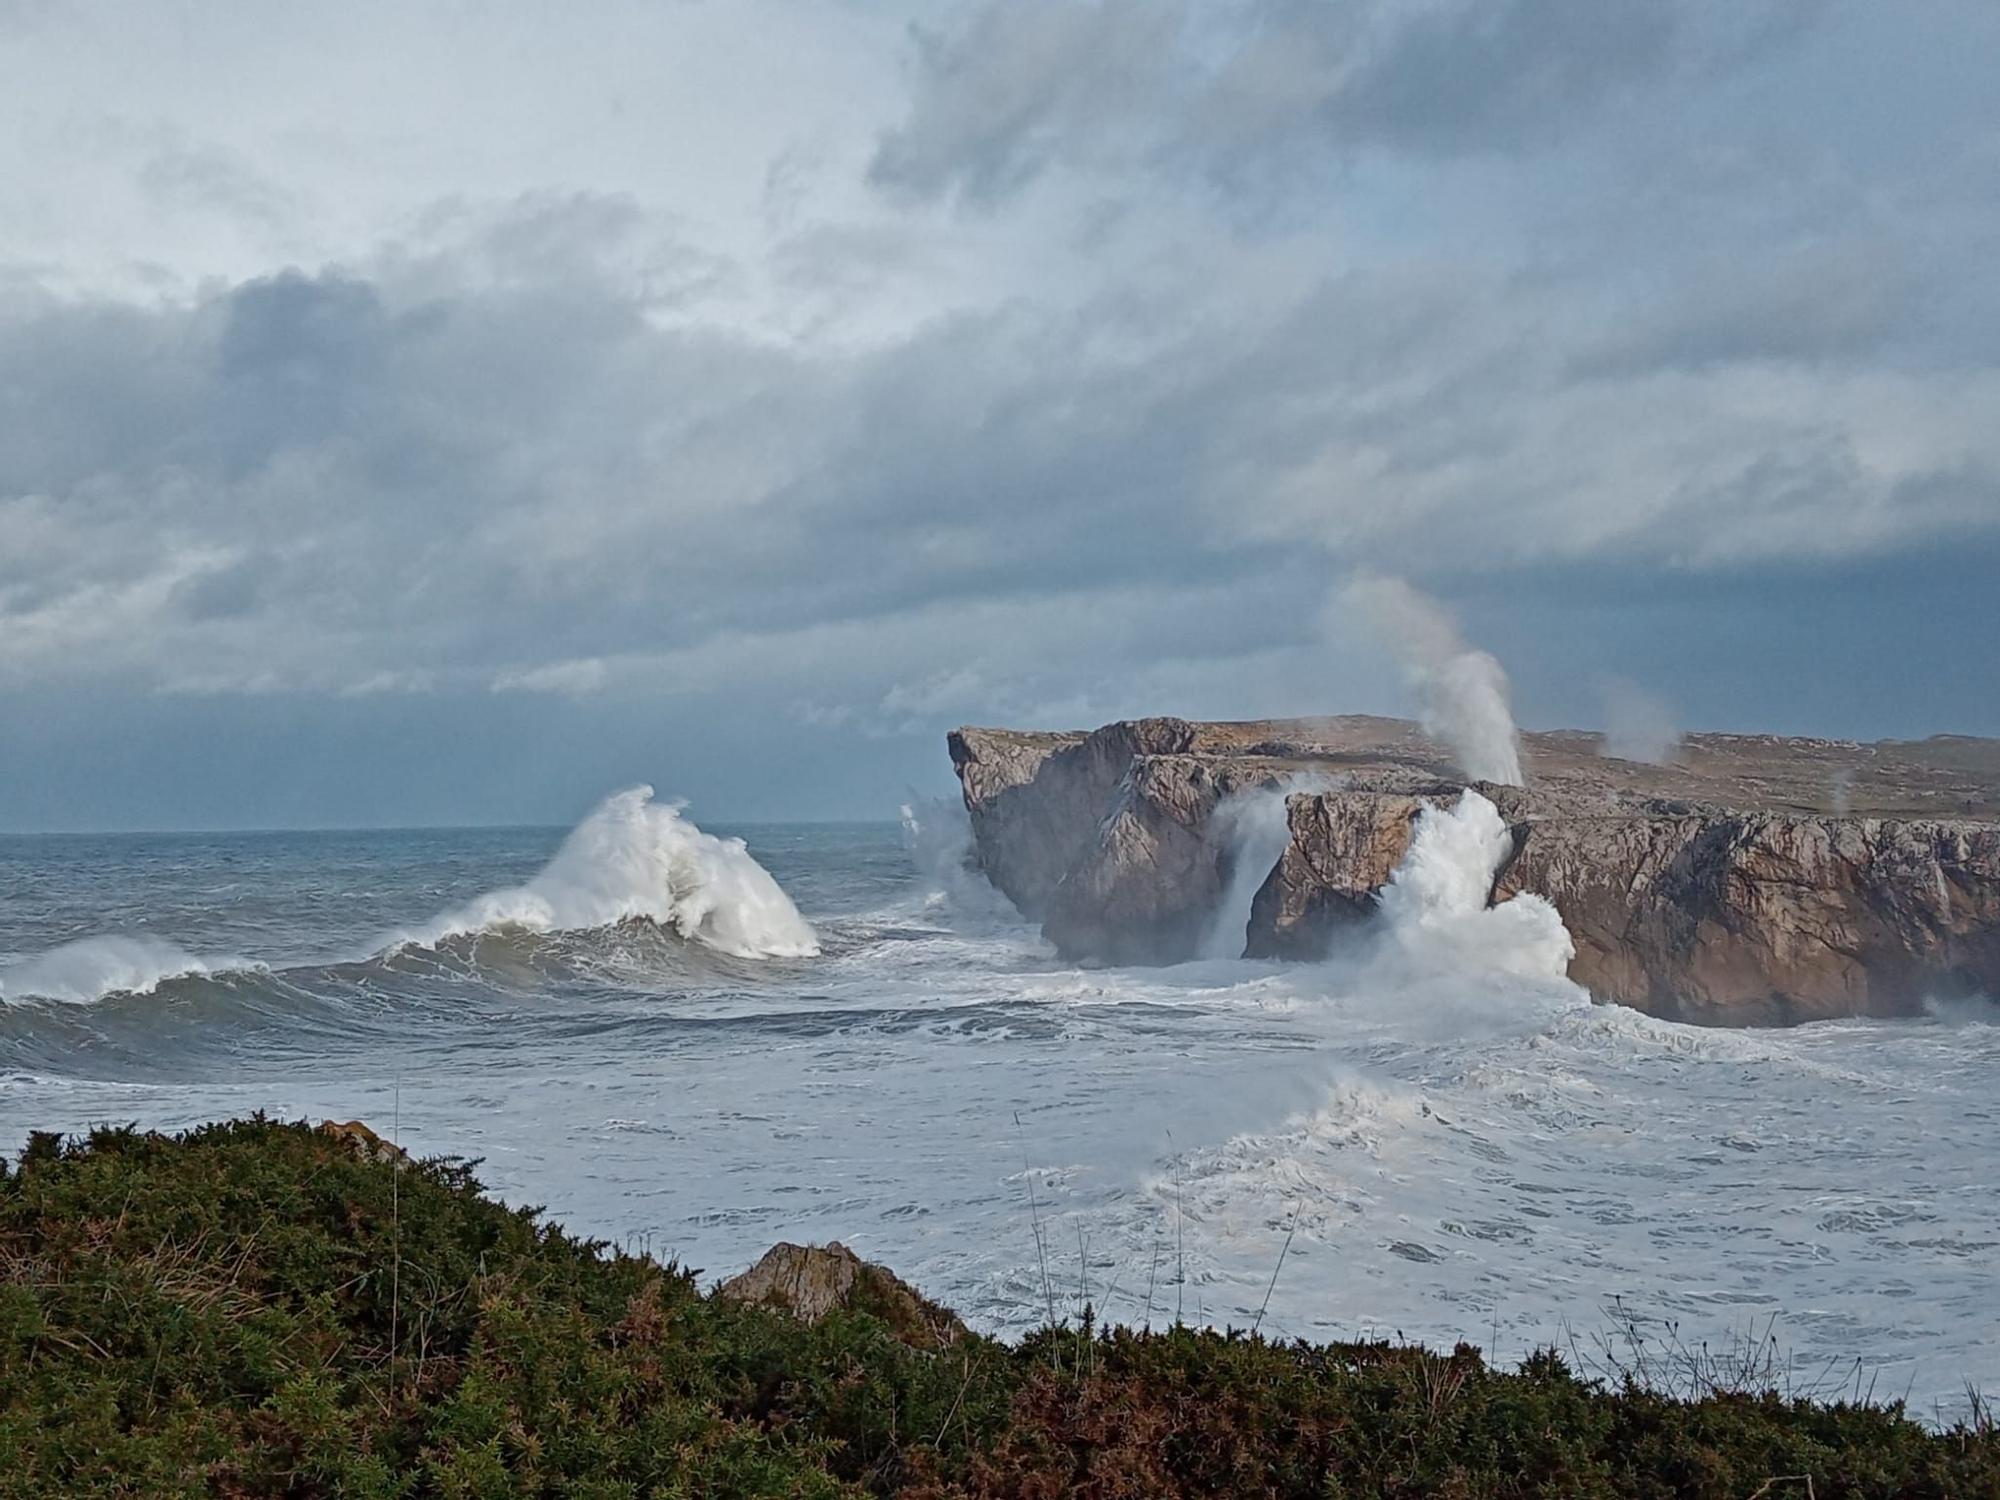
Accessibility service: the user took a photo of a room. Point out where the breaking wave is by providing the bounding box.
[899,796,1021,927]
[394,786,820,960]
[0,935,250,1006]
[1374,790,1574,985]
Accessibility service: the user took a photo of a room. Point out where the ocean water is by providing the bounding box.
[2,788,1995,1422]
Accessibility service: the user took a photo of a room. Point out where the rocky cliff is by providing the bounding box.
[948,716,2000,1024]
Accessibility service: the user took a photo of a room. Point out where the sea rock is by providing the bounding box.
[1042,753,1302,964]
[949,716,2000,1024]
[719,1241,966,1350]
[1246,789,1449,959]
[315,1119,409,1165]
[1496,812,2000,1024]
[948,718,1195,918]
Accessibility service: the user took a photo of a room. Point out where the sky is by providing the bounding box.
[2,0,1997,831]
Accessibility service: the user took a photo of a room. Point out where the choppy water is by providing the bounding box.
[2,789,1995,1423]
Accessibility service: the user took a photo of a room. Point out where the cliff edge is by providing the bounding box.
[949,717,2000,1024]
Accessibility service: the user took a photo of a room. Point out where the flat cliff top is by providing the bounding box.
[954,716,2000,820]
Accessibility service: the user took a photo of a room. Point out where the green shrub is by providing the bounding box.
[2,1118,1993,1498]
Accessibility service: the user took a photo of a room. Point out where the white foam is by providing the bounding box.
[399,786,819,959]
[1373,790,1574,985]
[1202,786,1299,959]
[0,934,234,1006]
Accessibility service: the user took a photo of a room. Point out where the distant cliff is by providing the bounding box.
[948,716,2000,1025]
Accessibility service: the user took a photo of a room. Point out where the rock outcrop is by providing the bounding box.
[950,717,2000,1024]
[718,1241,966,1350]
[315,1119,408,1165]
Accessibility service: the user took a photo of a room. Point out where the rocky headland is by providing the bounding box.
[948,716,2000,1025]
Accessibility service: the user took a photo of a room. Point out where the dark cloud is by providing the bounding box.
[0,2,1994,827]
[872,0,1828,205]
[5,211,1994,716]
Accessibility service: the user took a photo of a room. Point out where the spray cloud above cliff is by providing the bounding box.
[1340,576,1523,786]
[1598,677,1683,765]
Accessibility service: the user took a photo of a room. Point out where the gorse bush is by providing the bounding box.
[1,1118,1994,1497]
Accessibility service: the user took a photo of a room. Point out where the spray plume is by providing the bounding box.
[1340,575,1524,786]
[1598,676,1681,765]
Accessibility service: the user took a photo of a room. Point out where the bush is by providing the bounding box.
[2,1119,1993,1497]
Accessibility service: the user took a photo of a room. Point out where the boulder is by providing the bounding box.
[718,1241,966,1350]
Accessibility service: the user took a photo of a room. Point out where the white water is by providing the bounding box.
[399,786,819,959]
[2,796,1995,1422]
[900,796,1019,928]
[1373,791,1574,985]
[0,934,245,1005]
[1202,787,1301,959]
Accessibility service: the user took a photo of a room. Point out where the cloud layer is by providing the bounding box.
[2,0,1996,826]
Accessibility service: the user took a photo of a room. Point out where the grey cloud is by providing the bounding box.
[138,140,295,228]
[871,0,1181,205]
[2,2,1993,830]
[872,0,1826,205]
[1569,242,1916,376]
[491,659,609,697]
[4,198,1997,713]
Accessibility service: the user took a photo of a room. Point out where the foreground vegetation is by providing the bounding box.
[2,1119,1994,1498]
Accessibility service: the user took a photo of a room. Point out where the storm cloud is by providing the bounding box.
[1,0,1996,828]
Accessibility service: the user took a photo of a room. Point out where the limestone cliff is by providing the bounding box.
[949,717,2000,1024]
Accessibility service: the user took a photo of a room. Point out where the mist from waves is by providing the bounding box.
[899,796,1020,929]
[1340,575,1523,786]
[1200,779,1338,960]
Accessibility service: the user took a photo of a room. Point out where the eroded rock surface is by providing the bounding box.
[949,717,2000,1024]
[718,1241,966,1349]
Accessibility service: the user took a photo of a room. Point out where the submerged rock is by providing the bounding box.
[719,1241,967,1349]
[949,716,2000,1024]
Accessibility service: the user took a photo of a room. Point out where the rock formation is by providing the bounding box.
[719,1241,966,1349]
[949,717,2000,1024]
[315,1118,408,1165]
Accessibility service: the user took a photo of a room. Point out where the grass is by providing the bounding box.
[1,1117,1995,1497]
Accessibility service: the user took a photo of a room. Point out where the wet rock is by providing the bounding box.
[950,716,2000,1024]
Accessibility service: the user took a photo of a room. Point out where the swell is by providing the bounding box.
[0,935,260,1007]
[0,787,818,1011]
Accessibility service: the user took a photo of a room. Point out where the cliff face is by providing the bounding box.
[949,717,2000,1025]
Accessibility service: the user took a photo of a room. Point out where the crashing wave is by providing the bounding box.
[395,786,819,960]
[0,934,246,1006]
[1374,790,1575,984]
[899,796,1020,926]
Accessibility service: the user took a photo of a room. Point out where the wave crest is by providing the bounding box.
[0,935,241,1006]
[398,786,820,959]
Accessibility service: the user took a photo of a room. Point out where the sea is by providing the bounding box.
[2,785,1995,1422]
